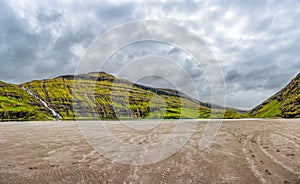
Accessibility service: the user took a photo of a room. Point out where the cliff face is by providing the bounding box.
[249,73,300,118]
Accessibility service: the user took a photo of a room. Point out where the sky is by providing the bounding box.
[1,0,300,110]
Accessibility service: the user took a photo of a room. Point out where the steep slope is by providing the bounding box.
[0,81,53,120]
[19,72,235,120]
[249,73,300,118]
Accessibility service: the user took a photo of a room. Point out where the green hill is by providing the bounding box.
[249,73,300,118]
[0,81,53,121]
[0,72,240,121]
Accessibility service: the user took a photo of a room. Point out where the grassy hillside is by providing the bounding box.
[0,72,242,120]
[249,73,300,118]
[0,81,53,121]
[18,72,237,120]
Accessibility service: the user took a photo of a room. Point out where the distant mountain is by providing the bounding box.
[0,72,241,121]
[249,73,300,118]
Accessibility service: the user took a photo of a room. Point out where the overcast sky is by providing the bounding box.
[1,0,300,110]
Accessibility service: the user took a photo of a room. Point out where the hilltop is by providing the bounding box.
[0,72,241,120]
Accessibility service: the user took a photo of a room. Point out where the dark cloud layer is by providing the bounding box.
[1,0,300,109]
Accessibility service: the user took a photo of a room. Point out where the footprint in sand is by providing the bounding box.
[29,167,38,170]
[286,153,294,157]
[264,169,272,175]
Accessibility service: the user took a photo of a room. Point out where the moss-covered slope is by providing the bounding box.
[249,73,300,118]
[20,72,210,119]
[0,81,53,121]
[19,72,236,120]
[0,72,241,120]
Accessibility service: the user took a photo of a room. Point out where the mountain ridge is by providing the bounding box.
[0,71,242,121]
[2,71,299,120]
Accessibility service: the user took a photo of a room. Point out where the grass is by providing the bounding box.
[1,72,243,120]
[250,73,300,118]
[255,100,282,118]
[0,81,53,121]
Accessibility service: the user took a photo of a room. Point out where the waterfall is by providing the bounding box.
[20,86,62,119]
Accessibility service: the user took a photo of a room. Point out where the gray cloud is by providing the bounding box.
[0,0,300,109]
[101,42,210,101]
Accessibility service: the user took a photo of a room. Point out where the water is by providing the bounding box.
[20,86,62,119]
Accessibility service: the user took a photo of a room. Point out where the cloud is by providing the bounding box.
[0,0,300,109]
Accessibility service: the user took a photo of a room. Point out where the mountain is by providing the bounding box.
[0,81,53,120]
[0,72,241,121]
[249,73,300,118]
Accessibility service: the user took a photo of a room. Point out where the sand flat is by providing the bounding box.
[0,119,299,183]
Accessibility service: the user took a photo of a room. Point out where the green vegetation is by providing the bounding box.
[21,73,216,120]
[0,81,53,121]
[249,73,300,118]
[1,72,243,121]
[253,100,282,118]
[5,71,300,120]
[224,109,241,119]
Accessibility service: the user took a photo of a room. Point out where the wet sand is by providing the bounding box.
[0,119,299,183]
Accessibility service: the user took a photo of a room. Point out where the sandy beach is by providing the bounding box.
[0,119,299,183]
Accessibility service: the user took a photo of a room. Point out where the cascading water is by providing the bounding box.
[20,86,62,119]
